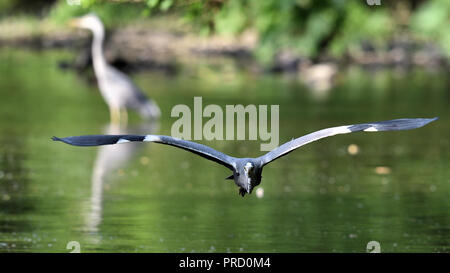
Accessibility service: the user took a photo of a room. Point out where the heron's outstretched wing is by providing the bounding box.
[52,135,235,170]
[258,117,438,166]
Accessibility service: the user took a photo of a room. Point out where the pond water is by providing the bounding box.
[0,48,448,252]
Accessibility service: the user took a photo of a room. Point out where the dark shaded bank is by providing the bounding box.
[1,26,448,82]
[0,26,256,74]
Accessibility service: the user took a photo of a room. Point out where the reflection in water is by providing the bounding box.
[84,121,159,241]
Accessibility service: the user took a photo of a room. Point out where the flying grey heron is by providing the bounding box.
[70,13,161,124]
[53,117,437,197]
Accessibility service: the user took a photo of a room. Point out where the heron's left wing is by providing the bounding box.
[52,134,236,170]
[258,117,438,167]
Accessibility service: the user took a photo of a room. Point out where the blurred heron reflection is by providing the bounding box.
[84,121,159,239]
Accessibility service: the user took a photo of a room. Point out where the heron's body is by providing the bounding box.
[230,159,263,196]
[71,14,160,124]
[53,117,438,197]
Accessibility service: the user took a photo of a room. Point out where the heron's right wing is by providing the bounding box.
[258,117,438,166]
[52,135,236,170]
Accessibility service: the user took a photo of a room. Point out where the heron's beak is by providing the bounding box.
[68,18,82,28]
[246,178,251,193]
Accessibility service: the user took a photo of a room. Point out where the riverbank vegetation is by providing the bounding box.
[1,0,448,70]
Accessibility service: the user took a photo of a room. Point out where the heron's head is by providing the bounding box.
[69,13,104,34]
[235,161,262,197]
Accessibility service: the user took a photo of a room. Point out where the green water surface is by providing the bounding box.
[0,49,448,252]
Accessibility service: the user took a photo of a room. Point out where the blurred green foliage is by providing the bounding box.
[48,0,147,25]
[2,0,449,61]
[411,0,450,55]
[0,0,55,14]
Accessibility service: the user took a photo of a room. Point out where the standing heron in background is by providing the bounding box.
[53,117,437,197]
[69,13,161,124]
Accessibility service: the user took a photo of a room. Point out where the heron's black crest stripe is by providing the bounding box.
[52,135,145,146]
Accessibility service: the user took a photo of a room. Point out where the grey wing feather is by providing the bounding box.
[52,134,235,170]
[52,135,145,146]
[259,117,438,166]
[148,135,235,170]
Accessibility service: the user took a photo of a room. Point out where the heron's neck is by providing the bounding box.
[91,28,107,76]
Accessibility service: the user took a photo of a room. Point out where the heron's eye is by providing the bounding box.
[236,172,240,177]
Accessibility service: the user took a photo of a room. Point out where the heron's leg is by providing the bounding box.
[120,108,128,126]
[109,106,121,125]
